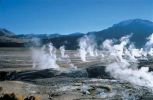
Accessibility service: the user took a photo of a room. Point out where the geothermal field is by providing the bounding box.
[1,34,153,100]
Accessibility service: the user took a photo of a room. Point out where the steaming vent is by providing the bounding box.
[31,33,153,89]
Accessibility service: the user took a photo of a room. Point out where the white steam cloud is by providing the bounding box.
[60,45,69,58]
[104,33,153,88]
[144,33,153,56]
[59,45,77,70]
[32,43,60,70]
[77,33,153,88]
[32,43,77,70]
[78,35,98,61]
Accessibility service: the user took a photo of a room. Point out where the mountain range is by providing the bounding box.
[1,19,153,49]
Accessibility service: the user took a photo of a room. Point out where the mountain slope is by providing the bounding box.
[0,28,15,37]
[90,19,153,47]
[1,19,153,49]
[0,28,26,47]
[48,19,153,49]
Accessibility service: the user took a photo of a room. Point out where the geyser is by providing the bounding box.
[78,35,98,61]
[60,45,69,58]
[32,43,60,70]
[32,43,78,71]
[104,33,153,88]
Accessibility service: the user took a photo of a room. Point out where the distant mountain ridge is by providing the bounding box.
[90,19,153,48]
[0,19,153,49]
[114,19,153,27]
[0,28,15,37]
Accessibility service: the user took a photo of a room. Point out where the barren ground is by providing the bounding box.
[0,48,153,100]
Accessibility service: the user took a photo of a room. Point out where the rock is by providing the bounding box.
[0,71,16,81]
[6,68,88,81]
[139,94,153,100]
[10,65,110,80]
[59,69,88,78]
[59,65,110,78]
[86,65,110,78]
[0,93,40,100]
[0,93,17,100]
[0,87,3,93]
[24,95,40,100]
[13,69,60,80]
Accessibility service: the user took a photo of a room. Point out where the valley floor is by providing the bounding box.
[0,48,153,100]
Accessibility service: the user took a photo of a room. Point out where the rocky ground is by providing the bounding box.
[1,48,153,100]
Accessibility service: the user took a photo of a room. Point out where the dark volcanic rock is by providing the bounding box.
[140,94,153,100]
[0,71,16,81]
[13,69,60,80]
[86,65,110,78]
[59,69,88,78]
[58,65,110,78]
[0,93,17,100]
[14,69,88,80]
[8,65,110,80]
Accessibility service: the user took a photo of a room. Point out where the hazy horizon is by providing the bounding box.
[0,0,153,34]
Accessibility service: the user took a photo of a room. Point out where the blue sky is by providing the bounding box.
[0,0,153,34]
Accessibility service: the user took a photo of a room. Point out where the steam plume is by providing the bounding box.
[105,34,153,88]
[60,45,69,58]
[78,35,98,61]
[32,43,60,70]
